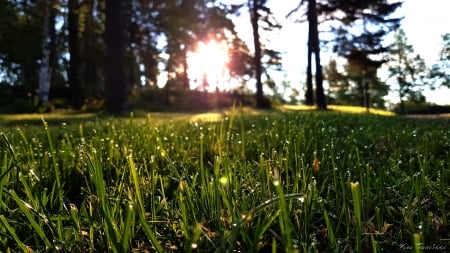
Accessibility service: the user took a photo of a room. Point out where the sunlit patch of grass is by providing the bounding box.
[327,105,396,116]
[281,104,396,116]
[280,104,317,111]
[188,112,224,122]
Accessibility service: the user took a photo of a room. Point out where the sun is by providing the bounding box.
[187,40,230,92]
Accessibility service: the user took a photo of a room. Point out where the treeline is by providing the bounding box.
[0,0,448,114]
[1,0,258,113]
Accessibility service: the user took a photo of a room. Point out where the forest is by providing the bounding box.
[0,0,449,114]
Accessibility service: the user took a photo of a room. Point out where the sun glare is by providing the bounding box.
[187,40,230,92]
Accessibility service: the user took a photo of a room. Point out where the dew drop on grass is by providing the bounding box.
[298,197,305,203]
[191,243,198,249]
[272,180,280,186]
[219,177,228,185]
[417,222,423,231]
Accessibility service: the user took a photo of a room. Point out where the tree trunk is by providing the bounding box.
[105,0,127,115]
[305,46,314,105]
[315,53,326,109]
[358,78,364,107]
[83,0,98,99]
[68,0,82,109]
[250,0,265,108]
[48,0,56,84]
[182,48,190,90]
[308,0,327,109]
[38,0,51,104]
[364,79,370,112]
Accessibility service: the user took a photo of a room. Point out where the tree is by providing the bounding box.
[324,55,388,109]
[307,0,326,109]
[291,0,401,109]
[0,0,43,90]
[105,0,127,114]
[67,0,83,108]
[38,0,57,105]
[346,50,387,110]
[429,33,450,89]
[249,0,264,107]
[324,58,346,104]
[248,0,281,108]
[388,29,428,113]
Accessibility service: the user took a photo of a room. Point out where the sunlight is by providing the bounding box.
[187,40,230,92]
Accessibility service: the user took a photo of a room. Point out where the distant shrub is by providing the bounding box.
[0,83,37,113]
[131,86,264,111]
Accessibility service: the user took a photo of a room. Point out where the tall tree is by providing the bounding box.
[291,0,401,109]
[80,0,102,101]
[323,58,346,104]
[248,0,281,108]
[324,55,388,109]
[0,0,43,89]
[105,0,127,114]
[38,0,57,104]
[388,29,427,113]
[249,0,264,107]
[429,33,450,89]
[346,50,386,110]
[67,0,83,108]
[330,0,401,110]
[307,0,326,109]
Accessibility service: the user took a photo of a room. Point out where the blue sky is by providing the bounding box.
[227,0,450,105]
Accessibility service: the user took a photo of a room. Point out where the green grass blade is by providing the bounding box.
[42,117,63,207]
[9,190,53,249]
[322,205,336,249]
[128,154,144,212]
[137,211,163,252]
[120,202,135,252]
[0,215,30,252]
[351,181,362,253]
[413,233,422,253]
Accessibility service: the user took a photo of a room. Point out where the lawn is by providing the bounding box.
[0,107,449,252]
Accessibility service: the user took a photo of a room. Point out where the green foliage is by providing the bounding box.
[0,110,449,252]
[324,56,389,109]
[429,33,450,88]
[388,28,429,113]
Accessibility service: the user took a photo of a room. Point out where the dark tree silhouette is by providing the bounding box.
[105,0,127,114]
[68,0,82,109]
[248,0,281,108]
[307,0,326,109]
[249,0,265,108]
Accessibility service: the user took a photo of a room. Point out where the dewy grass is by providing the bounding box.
[351,181,362,252]
[0,111,449,252]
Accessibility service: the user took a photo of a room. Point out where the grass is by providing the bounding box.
[0,106,449,252]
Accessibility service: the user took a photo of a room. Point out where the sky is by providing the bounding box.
[225,0,450,105]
